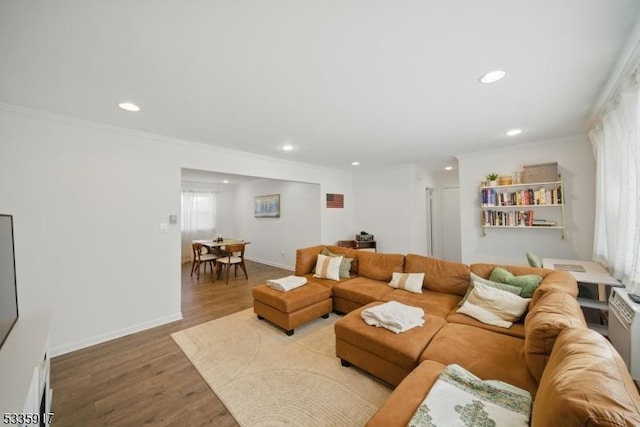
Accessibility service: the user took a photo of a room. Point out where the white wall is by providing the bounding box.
[353,164,435,254]
[457,135,596,265]
[0,105,353,355]
[235,180,321,269]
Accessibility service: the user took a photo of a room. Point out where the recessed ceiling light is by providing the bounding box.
[506,128,523,136]
[351,161,360,166]
[479,70,506,84]
[444,166,453,171]
[223,179,229,184]
[118,102,140,112]
[282,144,294,151]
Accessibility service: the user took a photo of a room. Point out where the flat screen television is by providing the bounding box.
[0,214,18,349]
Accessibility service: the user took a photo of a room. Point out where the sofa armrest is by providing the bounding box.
[524,290,586,383]
[532,328,640,426]
[294,245,325,275]
[366,360,446,427]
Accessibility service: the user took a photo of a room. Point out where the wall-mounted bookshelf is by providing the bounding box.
[480,179,566,239]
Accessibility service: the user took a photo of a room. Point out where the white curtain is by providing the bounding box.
[181,190,217,263]
[589,72,640,295]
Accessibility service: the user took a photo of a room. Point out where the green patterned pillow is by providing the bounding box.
[489,267,542,298]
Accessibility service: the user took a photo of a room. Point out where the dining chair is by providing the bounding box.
[215,243,248,283]
[190,242,217,279]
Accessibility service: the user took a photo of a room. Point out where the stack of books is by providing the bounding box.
[531,219,558,227]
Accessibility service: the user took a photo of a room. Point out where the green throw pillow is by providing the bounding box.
[489,267,542,298]
[321,247,353,279]
[526,252,542,268]
[470,272,523,295]
[458,272,523,307]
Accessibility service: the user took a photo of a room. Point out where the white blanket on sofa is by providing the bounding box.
[266,275,307,292]
[360,301,424,333]
[408,364,532,427]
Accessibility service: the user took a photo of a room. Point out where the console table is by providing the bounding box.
[337,240,377,252]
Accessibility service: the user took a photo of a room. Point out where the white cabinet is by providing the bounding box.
[0,314,53,426]
[480,180,566,239]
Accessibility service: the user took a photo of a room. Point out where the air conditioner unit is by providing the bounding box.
[608,287,640,382]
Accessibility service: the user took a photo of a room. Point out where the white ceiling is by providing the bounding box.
[1,1,638,170]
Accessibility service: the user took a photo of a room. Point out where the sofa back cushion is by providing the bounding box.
[524,290,586,383]
[532,328,640,426]
[356,251,404,281]
[470,263,554,280]
[529,270,578,307]
[295,245,325,275]
[405,254,470,296]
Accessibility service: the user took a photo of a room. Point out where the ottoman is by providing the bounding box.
[335,301,447,386]
[253,282,332,336]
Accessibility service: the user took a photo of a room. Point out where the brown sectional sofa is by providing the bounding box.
[294,244,640,426]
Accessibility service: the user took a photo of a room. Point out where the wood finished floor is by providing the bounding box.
[50,260,293,427]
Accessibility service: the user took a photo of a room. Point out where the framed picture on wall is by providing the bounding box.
[254,194,280,218]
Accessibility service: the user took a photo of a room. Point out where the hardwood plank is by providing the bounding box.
[50,260,293,427]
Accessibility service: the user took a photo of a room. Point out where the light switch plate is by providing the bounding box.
[160,223,168,234]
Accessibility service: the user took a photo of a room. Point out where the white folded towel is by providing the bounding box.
[361,301,425,334]
[266,275,308,292]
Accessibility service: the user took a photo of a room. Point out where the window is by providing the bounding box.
[181,190,217,263]
[589,72,640,295]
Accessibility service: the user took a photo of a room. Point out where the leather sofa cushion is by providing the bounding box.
[532,328,640,427]
[445,311,525,339]
[295,245,324,275]
[366,360,446,427]
[524,290,586,383]
[357,251,405,281]
[335,302,447,371]
[332,277,394,306]
[405,254,470,296]
[470,263,554,279]
[420,323,538,395]
[529,270,578,307]
[381,289,461,319]
[252,282,331,313]
[301,273,343,291]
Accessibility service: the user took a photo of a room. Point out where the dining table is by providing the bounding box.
[193,238,250,279]
[193,238,250,250]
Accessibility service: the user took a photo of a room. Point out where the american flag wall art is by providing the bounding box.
[326,193,344,208]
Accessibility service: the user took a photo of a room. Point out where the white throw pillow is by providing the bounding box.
[388,272,424,294]
[313,254,342,281]
[457,281,531,328]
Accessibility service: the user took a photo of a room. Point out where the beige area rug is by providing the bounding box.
[171,309,391,427]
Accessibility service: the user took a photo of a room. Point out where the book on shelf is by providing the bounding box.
[480,186,562,207]
[483,209,535,227]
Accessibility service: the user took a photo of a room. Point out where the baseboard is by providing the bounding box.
[245,256,293,271]
[49,312,183,357]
